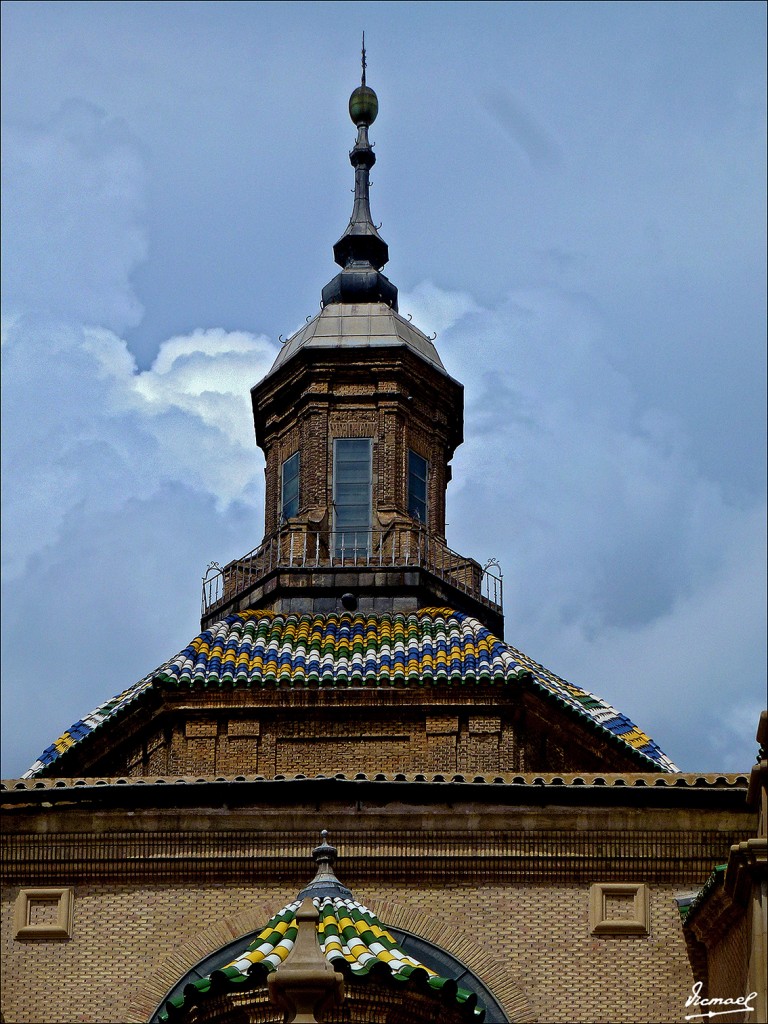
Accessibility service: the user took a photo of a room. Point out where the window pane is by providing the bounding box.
[335,482,369,503]
[334,439,371,556]
[281,452,300,520]
[335,462,370,484]
[336,504,368,526]
[335,439,371,462]
[408,450,428,523]
[410,477,427,502]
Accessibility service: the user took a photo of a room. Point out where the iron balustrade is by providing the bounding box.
[202,525,503,617]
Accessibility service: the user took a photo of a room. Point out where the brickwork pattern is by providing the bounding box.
[1,884,287,1024]
[107,694,646,778]
[367,881,695,1024]
[705,914,751,1022]
[275,736,411,776]
[253,347,461,540]
[3,827,749,887]
[146,731,168,775]
[1,878,696,1024]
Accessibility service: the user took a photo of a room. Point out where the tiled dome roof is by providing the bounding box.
[266,302,450,380]
[24,608,678,776]
[160,892,484,1022]
[156,827,490,1020]
[161,607,528,689]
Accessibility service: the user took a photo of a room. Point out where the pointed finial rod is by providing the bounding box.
[321,43,398,309]
[312,829,336,866]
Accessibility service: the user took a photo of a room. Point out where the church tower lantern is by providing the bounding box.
[12,48,755,1024]
[22,50,680,783]
[208,54,502,634]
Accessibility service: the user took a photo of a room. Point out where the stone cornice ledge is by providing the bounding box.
[1,771,750,793]
[1,773,752,819]
[685,837,766,943]
[725,837,768,902]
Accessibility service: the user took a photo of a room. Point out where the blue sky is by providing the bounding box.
[2,0,765,776]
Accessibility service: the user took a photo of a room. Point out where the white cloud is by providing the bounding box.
[1,310,277,775]
[399,281,480,338]
[2,101,279,582]
[2,316,277,580]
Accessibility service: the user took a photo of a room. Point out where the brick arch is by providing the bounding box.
[126,900,280,1024]
[367,897,535,1024]
[128,896,535,1024]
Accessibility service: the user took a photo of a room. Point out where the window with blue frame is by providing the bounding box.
[281,452,300,520]
[408,449,428,523]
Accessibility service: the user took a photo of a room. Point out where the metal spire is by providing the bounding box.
[321,42,399,309]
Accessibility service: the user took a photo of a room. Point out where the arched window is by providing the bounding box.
[151,922,509,1024]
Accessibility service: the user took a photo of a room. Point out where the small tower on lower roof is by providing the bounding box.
[203,56,502,634]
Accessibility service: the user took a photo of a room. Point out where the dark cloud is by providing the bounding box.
[402,281,765,771]
[1,1,765,777]
[0,484,259,777]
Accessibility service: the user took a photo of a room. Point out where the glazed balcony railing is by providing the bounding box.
[201,524,503,618]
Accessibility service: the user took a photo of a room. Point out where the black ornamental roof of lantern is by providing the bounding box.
[322,37,399,310]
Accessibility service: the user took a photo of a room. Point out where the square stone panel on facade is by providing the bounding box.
[14,887,74,940]
[589,882,649,936]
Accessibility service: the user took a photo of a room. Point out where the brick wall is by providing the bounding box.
[254,349,461,540]
[0,879,696,1024]
[99,687,644,779]
[705,913,751,1022]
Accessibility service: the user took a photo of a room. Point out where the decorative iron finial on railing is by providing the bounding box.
[483,557,503,577]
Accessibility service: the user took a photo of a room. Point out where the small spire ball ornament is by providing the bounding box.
[349,83,378,127]
[349,32,378,126]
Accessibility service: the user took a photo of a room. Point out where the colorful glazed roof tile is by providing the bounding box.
[24,608,678,776]
[159,832,484,1022]
[160,895,483,1022]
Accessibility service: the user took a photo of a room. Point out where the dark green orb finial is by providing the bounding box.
[349,32,378,126]
[349,84,378,126]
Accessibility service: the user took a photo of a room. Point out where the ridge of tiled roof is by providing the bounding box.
[23,608,678,777]
[681,863,728,926]
[159,894,484,1022]
[22,667,161,779]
